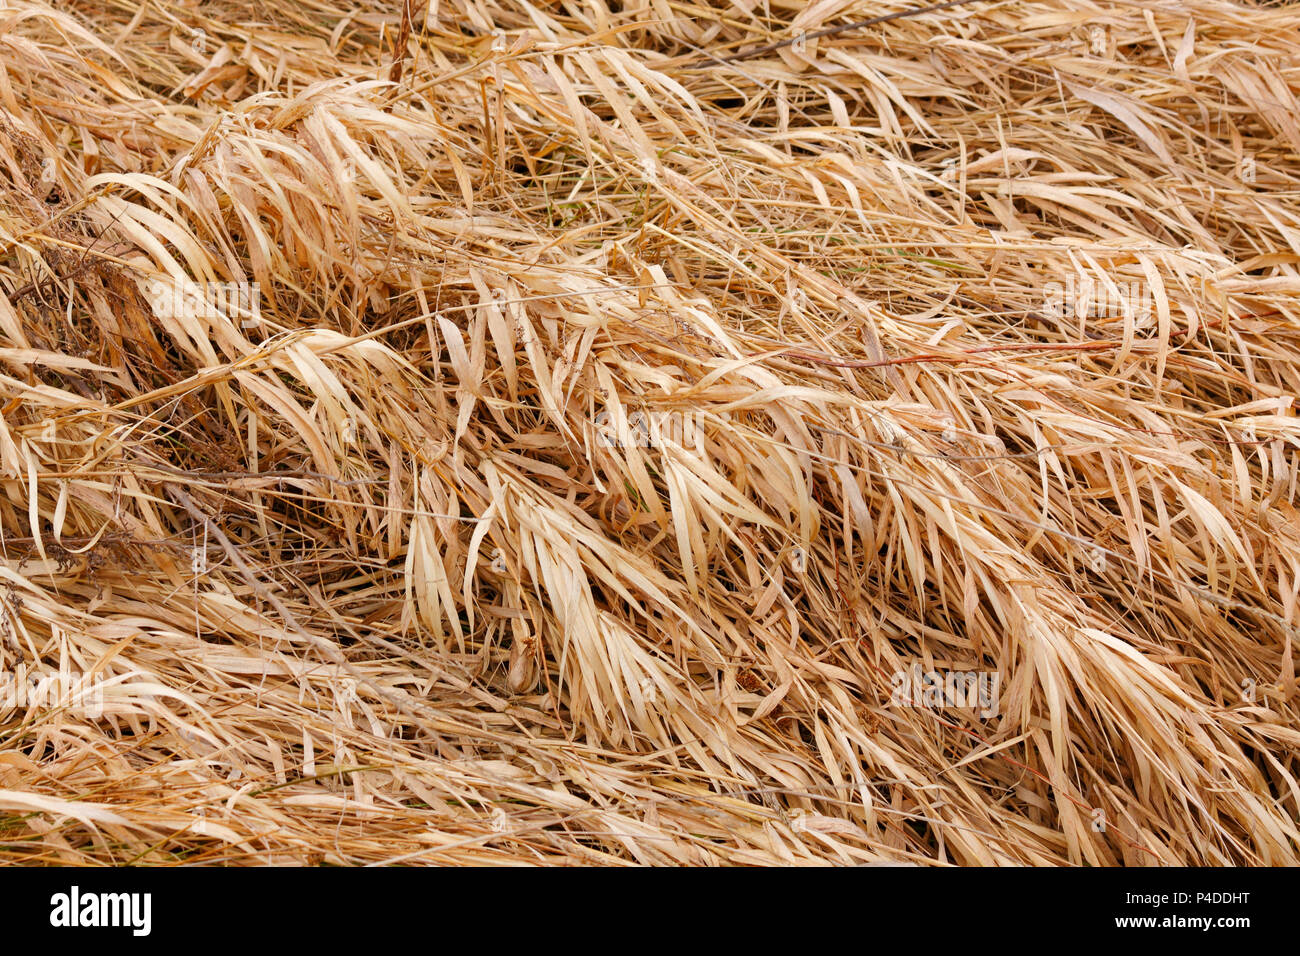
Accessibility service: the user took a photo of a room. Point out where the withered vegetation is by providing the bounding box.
[0,0,1298,864]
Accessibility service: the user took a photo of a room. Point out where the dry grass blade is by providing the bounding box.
[0,0,1296,865]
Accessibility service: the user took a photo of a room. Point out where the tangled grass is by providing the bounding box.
[0,0,1298,865]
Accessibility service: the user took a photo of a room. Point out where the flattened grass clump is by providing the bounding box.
[0,0,1298,864]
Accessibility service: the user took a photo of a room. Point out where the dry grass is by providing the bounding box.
[0,0,1297,865]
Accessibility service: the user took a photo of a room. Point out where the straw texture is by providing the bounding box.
[0,0,1298,865]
